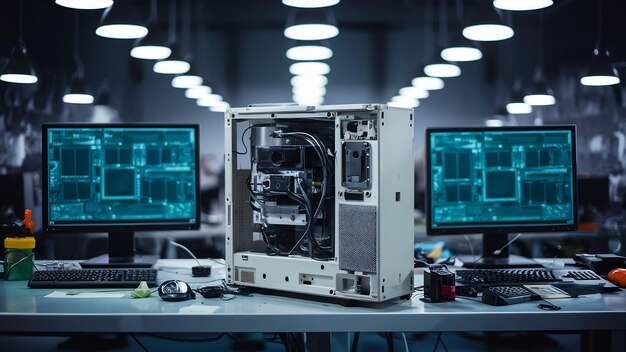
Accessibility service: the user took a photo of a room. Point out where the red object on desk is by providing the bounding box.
[441,285,456,301]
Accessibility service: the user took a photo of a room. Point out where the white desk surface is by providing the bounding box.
[1,259,625,334]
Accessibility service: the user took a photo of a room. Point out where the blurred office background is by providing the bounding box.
[1,0,626,261]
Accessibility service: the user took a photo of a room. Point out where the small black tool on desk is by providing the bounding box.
[481,286,540,306]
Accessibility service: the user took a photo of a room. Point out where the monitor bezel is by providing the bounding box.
[42,123,201,234]
[425,124,578,236]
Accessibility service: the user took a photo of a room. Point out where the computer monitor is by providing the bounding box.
[426,125,578,268]
[42,124,200,268]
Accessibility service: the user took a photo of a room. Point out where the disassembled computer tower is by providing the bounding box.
[224,104,414,302]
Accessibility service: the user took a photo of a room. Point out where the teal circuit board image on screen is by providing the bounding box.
[46,127,197,225]
[429,129,575,229]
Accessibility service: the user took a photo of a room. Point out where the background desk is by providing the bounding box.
[0,259,625,351]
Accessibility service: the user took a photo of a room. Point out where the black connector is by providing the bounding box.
[192,265,211,277]
[196,286,223,298]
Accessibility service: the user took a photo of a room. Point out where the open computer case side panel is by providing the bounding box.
[376,107,415,299]
[224,105,414,302]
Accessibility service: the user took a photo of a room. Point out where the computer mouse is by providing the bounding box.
[608,268,626,287]
[158,280,196,302]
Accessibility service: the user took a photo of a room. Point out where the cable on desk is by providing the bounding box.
[195,279,252,300]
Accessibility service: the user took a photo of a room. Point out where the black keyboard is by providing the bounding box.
[456,269,560,289]
[28,269,158,288]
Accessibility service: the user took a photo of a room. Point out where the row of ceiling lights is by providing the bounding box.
[387,0,620,121]
[388,0,553,112]
[282,0,339,106]
[0,0,229,112]
[1,0,620,113]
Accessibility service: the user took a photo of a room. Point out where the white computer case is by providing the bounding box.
[224,104,414,302]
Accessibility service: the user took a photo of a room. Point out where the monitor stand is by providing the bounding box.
[459,233,542,269]
[81,231,157,269]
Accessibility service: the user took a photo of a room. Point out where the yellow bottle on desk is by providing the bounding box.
[3,209,36,281]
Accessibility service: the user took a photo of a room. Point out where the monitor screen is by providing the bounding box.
[43,124,200,233]
[426,125,577,235]
[426,125,578,268]
[42,123,200,268]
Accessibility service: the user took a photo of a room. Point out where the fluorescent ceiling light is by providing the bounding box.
[580,75,620,86]
[399,86,429,100]
[63,93,94,104]
[506,102,532,114]
[1,46,38,84]
[580,48,621,87]
[485,119,504,127]
[289,62,330,75]
[210,101,231,112]
[130,45,171,60]
[293,93,324,102]
[96,24,148,39]
[424,63,461,78]
[153,60,190,74]
[56,0,113,10]
[493,0,553,11]
[0,73,37,84]
[294,96,324,105]
[284,24,339,41]
[291,75,328,87]
[441,47,483,62]
[388,100,419,109]
[390,95,419,108]
[197,94,224,107]
[286,45,333,60]
[293,86,326,96]
[172,75,203,89]
[411,77,444,90]
[282,0,340,8]
[523,94,555,106]
[185,86,212,99]
[462,24,514,42]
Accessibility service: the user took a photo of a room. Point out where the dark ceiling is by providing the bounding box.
[1,0,626,121]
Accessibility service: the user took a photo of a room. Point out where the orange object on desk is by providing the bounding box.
[608,268,626,287]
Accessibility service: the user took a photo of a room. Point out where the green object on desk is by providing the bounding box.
[130,281,152,298]
[4,248,35,281]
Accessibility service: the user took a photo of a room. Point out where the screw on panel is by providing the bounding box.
[338,191,343,196]
[365,192,371,197]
